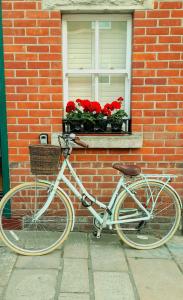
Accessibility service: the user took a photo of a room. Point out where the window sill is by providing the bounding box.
[51,133,143,149]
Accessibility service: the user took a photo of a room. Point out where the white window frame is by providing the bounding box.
[62,14,132,116]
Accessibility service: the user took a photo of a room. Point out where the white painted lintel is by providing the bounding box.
[42,0,153,11]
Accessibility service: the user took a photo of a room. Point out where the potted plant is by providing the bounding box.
[65,97,128,133]
[65,101,82,132]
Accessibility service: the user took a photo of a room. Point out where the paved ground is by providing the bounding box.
[0,232,183,300]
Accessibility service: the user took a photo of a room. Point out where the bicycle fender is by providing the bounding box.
[38,180,75,231]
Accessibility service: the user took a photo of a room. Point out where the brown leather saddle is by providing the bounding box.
[112,163,141,176]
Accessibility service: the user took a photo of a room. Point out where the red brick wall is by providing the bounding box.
[2,1,183,222]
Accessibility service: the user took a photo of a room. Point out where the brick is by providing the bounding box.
[133,53,156,61]
[146,28,169,35]
[159,36,181,44]
[14,20,36,27]
[167,94,183,101]
[170,44,183,52]
[134,19,157,27]
[26,28,49,36]
[171,10,183,18]
[37,20,61,27]
[158,53,180,60]
[5,62,26,69]
[15,53,38,61]
[169,61,183,68]
[146,44,169,52]
[145,78,167,85]
[3,11,24,18]
[14,37,37,44]
[171,27,183,35]
[146,61,168,69]
[39,54,61,61]
[27,46,49,52]
[27,62,50,69]
[156,102,178,109]
[133,36,157,44]
[157,70,179,77]
[134,28,145,35]
[25,11,49,19]
[159,19,181,26]
[147,10,170,18]
[156,86,178,93]
[16,70,38,77]
[13,2,37,10]
[168,78,183,85]
[160,2,182,9]
[133,45,145,52]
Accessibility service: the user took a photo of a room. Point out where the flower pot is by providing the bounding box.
[83,121,95,132]
[111,121,123,132]
[69,121,82,132]
[94,119,107,132]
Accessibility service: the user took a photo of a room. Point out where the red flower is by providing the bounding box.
[117,96,124,102]
[110,101,121,110]
[102,108,111,116]
[91,101,101,114]
[103,103,112,111]
[81,100,91,112]
[66,101,76,113]
[76,98,82,105]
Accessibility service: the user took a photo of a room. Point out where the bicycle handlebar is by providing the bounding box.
[59,133,89,148]
[74,136,89,148]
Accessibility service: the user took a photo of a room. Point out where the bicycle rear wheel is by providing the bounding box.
[114,180,181,250]
[0,182,73,255]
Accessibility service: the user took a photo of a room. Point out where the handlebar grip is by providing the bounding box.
[74,136,89,148]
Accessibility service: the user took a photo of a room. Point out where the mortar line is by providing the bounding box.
[123,245,141,300]
[165,243,183,275]
[88,233,95,300]
[54,248,64,300]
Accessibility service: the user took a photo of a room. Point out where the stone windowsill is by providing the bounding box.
[51,132,143,148]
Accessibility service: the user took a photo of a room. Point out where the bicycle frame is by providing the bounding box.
[34,156,151,228]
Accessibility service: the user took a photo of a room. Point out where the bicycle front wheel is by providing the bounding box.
[0,182,73,255]
[114,180,181,250]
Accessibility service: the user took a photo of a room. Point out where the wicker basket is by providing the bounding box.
[29,144,61,175]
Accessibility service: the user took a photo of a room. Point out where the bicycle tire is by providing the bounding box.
[0,182,73,255]
[114,180,181,250]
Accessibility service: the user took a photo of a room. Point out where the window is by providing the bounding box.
[62,14,132,116]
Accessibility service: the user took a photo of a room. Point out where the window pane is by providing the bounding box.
[67,22,94,69]
[99,75,125,105]
[99,21,127,69]
[68,75,94,100]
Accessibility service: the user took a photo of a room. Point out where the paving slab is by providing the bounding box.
[64,232,88,258]
[91,242,128,272]
[90,233,120,245]
[4,269,58,300]
[94,271,135,300]
[16,250,62,269]
[61,259,89,293]
[129,258,183,300]
[124,244,171,259]
[0,247,17,287]
[0,287,4,299]
[58,293,90,300]
[167,236,183,259]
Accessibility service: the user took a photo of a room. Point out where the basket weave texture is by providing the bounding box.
[29,144,61,175]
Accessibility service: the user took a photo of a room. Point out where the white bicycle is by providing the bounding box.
[0,133,182,255]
